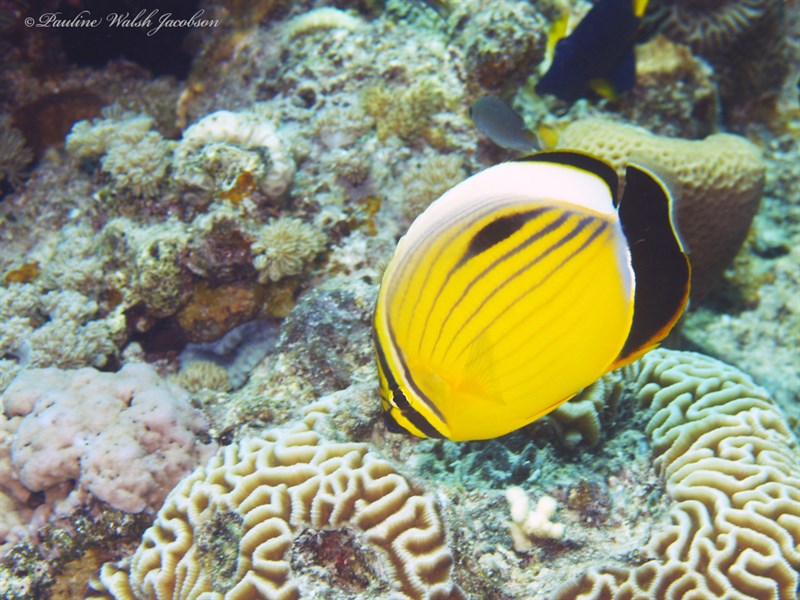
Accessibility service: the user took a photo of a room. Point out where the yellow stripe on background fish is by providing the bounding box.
[632,0,649,18]
[374,151,689,441]
[545,10,572,61]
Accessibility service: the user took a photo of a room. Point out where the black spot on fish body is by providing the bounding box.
[463,210,545,262]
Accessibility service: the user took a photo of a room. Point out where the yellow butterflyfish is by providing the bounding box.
[373,151,689,441]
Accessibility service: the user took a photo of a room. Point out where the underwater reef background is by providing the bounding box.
[0,0,798,598]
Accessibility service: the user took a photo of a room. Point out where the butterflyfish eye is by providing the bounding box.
[373,150,689,442]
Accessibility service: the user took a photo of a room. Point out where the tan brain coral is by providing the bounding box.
[87,415,464,600]
[554,349,800,599]
[557,119,765,297]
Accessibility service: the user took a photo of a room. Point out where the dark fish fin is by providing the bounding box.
[613,163,690,366]
[521,150,619,203]
[470,96,539,153]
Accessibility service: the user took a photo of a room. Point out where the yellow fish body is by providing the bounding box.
[373,151,689,441]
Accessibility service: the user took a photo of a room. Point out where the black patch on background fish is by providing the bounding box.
[522,151,619,202]
[535,0,643,102]
[617,165,690,360]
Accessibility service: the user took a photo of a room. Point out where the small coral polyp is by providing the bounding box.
[251,218,326,283]
[87,414,464,600]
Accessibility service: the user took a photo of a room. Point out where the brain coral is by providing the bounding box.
[554,349,800,599]
[557,119,765,297]
[87,413,465,599]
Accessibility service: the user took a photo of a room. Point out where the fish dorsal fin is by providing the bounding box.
[521,150,620,204]
[613,163,690,366]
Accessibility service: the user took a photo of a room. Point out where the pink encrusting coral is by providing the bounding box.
[0,363,217,549]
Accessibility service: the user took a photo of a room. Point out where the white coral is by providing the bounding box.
[506,488,565,552]
[554,349,800,599]
[0,364,217,548]
[175,109,295,198]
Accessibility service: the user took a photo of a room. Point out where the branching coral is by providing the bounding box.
[553,349,800,599]
[87,410,465,599]
[506,489,564,551]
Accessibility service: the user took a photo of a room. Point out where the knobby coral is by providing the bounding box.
[554,349,800,599]
[87,409,465,599]
[0,363,216,548]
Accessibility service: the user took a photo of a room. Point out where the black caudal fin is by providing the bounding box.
[614,163,690,365]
